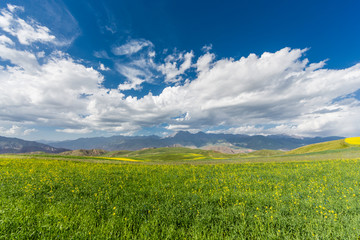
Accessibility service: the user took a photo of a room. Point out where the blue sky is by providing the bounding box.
[1,0,360,140]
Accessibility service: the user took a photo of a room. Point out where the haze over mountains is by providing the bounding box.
[47,131,342,152]
[0,136,68,154]
[0,131,343,154]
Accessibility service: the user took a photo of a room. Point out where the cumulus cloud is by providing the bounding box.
[24,128,37,135]
[2,30,360,137]
[0,125,36,136]
[196,52,215,73]
[0,29,105,131]
[174,112,191,122]
[158,50,194,83]
[1,4,360,138]
[0,125,20,135]
[0,35,14,45]
[151,48,360,137]
[112,39,153,56]
[0,41,40,71]
[99,63,110,71]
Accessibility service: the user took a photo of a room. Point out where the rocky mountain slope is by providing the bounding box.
[0,136,68,154]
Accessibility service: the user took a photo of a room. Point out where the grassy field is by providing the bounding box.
[287,137,360,155]
[1,143,360,239]
[286,139,350,155]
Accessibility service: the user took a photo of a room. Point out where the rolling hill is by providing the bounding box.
[286,137,360,155]
[58,147,233,162]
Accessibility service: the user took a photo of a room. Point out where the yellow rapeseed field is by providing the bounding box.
[96,157,143,162]
[345,137,360,145]
[183,153,206,160]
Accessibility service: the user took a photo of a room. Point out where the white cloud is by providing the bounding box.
[202,44,213,52]
[149,51,156,58]
[15,18,55,45]
[207,125,265,135]
[105,25,116,34]
[196,52,215,73]
[7,4,24,13]
[99,63,110,71]
[0,6,56,45]
[151,48,360,137]
[36,51,45,58]
[158,50,194,83]
[56,128,92,134]
[0,32,105,130]
[24,128,37,135]
[165,124,191,130]
[0,35,14,45]
[114,51,157,91]
[2,125,20,135]
[2,25,360,137]
[174,112,191,122]
[0,125,37,136]
[94,50,110,59]
[112,39,153,56]
[0,43,40,72]
[116,64,148,90]
[1,4,360,138]
[0,8,14,33]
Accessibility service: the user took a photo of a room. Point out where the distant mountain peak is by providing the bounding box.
[0,135,68,154]
[174,130,192,136]
[46,132,343,152]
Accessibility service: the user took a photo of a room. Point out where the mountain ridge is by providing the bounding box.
[0,136,68,154]
[47,131,343,151]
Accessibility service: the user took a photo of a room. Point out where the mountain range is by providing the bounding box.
[0,132,343,154]
[0,136,68,154]
[46,131,342,152]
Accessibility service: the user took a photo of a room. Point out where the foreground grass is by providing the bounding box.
[1,156,360,239]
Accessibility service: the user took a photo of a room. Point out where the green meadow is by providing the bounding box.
[1,139,360,239]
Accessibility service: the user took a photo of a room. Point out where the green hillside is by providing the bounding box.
[12,139,360,163]
[286,139,350,155]
[246,149,285,157]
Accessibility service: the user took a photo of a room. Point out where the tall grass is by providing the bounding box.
[1,156,360,239]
